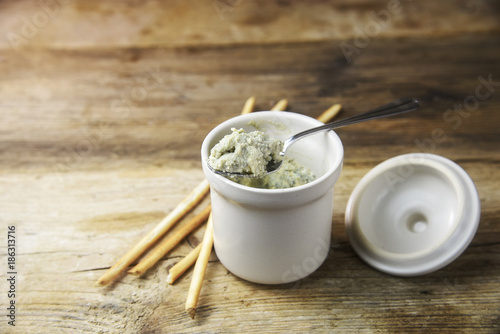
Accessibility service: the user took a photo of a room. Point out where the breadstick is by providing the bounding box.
[185,214,214,319]
[95,179,210,287]
[241,96,256,115]
[316,103,342,123]
[128,205,211,276]
[270,99,288,111]
[166,243,203,285]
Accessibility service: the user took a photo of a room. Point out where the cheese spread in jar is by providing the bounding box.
[233,158,316,189]
[208,128,316,189]
[208,128,284,178]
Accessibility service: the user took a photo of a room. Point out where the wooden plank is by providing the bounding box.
[2,161,498,333]
[1,35,499,172]
[1,0,499,50]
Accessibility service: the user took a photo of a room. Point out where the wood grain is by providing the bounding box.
[1,0,499,49]
[0,0,499,333]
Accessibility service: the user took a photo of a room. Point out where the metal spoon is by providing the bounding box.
[209,97,420,178]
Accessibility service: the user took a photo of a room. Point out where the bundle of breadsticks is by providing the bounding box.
[95,97,342,319]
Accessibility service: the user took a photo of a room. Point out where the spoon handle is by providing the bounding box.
[282,97,420,154]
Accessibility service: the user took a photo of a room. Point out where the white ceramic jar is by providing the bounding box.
[202,111,344,284]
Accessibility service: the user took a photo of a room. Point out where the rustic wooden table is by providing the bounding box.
[1,1,499,333]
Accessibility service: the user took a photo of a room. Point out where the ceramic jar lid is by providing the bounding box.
[345,153,480,276]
